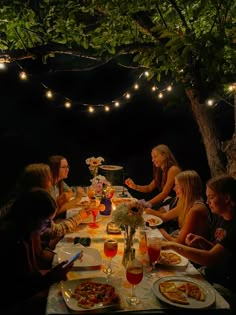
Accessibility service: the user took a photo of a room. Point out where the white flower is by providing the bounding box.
[112,199,145,229]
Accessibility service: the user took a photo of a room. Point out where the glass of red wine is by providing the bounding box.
[103,239,118,279]
[126,259,143,305]
[147,236,162,276]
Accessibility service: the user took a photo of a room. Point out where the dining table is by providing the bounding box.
[46,188,231,315]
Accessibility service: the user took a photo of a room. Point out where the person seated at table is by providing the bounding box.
[125,144,181,209]
[2,163,91,268]
[160,174,236,312]
[145,170,210,243]
[47,155,84,218]
[0,189,74,315]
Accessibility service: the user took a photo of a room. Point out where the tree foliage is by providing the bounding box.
[1,0,236,176]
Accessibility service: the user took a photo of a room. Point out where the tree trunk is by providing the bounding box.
[185,89,226,177]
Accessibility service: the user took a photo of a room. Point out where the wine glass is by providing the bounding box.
[147,236,162,275]
[103,239,118,279]
[88,197,100,228]
[126,259,143,305]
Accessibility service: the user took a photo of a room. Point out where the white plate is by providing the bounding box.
[152,276,215,309]
[113,185,128,193]
[143,214,163,227]
[112,197,136,206]
[61,277,120,311]
[99,165,123,171]
[57,246,102,268]
[157,250,189,267]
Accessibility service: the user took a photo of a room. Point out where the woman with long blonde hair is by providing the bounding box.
[146,170,209,244]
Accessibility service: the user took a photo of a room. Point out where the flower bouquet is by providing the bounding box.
[86,156,104,178]
[112,199,148,266]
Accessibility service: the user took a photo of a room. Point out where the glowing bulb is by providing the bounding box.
[207,99,214,106]
[19,71,27,80]
[46,90,53,98]
[167,85,172,91]
[158,93,163,98]
[0,63,6,70]
[152,86,157,91]
[144,71,149,77]
[114,101,120,107]
[88,106,94,112]
[134,83,139,90]
[125,93,131,99]
[64,101,71,108]
[105,106,110,111]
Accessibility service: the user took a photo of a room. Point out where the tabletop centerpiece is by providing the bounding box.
[111,199,147,267]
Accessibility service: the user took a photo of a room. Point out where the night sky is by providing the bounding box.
[0,58,233,202]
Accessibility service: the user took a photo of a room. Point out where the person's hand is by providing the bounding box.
[79,209,91,220]
[49,261,73,282]
[76,186,84,198]
[125,178,136,189]
[159,240,173,250]
[185,233,212,249]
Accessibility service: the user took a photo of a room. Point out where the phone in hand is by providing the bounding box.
[63,250,83,268]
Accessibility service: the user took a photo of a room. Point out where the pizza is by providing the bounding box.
[185,282,205,301]
[158,251,182,265]
[71,281,120,309]
[159,280,205,305]
[159,282,189,305]
[146,217,161,226]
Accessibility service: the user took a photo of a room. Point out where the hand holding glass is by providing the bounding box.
[103,239,118,277]
[126,259,143,305]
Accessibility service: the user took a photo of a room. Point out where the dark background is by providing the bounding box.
[0,59,233,203]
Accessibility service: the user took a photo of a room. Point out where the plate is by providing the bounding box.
[61,277,120,311]
[152,276,215,309]
[157,250,189,267]
[113,185,128,193]
[57,247,102,269]
[66,208,102,223]
[99,165,123,171]
[112,197,136,206]
[143,214,163,227]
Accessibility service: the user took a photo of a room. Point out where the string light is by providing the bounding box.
[46,90,53,99]
[19,71,27,80]
[64,101,71,108]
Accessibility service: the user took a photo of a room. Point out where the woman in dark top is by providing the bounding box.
[0,189,73,314]
[125,144,181,208]
[161,174,236,312]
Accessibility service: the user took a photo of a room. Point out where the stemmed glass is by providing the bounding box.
[88,197,100,228]
[126,259,143,305]
[103,239,118,279]
[147,236,161,276]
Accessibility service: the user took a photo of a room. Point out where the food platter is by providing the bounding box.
[143,214,163,227]
[157,250,189,268]
[61,277,120,311]
[112,197,136,206]
[152,276,215,309]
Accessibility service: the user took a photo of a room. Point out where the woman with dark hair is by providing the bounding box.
[160,174,236,312]
[125,144,181,208]
[48,155,84,216]
[0,189,73,314]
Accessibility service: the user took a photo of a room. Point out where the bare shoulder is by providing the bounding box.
[191,203,209,216]
[168,165,182,176]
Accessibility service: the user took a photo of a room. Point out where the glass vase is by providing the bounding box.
[122,225,136,267]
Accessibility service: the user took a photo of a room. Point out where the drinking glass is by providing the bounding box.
[126,259,143,305]
[147,236,161,274]
[88,197,100,228]
[103,239,118,278]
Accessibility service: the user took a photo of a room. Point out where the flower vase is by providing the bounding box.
[100,197,112,215]
[122,225,136,267]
